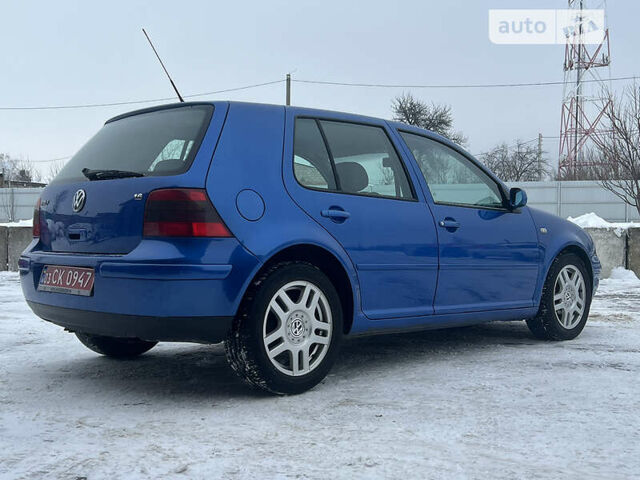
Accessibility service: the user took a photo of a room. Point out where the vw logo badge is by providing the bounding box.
[290,319,305,337]
[72,189,86,212]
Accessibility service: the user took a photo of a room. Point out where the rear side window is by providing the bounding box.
[319,121,413,199]
[293,118,414,200]
[293,119,337,190]
[51,105,213,184]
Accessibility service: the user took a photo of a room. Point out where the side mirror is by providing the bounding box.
[509,187,527,210]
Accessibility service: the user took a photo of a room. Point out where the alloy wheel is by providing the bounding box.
[553,265,586,329]
[262,281,333,376]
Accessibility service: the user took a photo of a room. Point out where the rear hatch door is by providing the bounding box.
[38,102,227,254]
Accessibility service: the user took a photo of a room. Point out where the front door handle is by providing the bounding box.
[439,218,460,230]
[321,207,351,223]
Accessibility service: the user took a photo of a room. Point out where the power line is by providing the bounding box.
[30,156,71,164]
[472,138,538,157]
[293,75,638,89]
[2,74,639,112]
[0,80,285,111]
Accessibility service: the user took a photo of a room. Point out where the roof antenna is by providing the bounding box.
[142,28,184,102]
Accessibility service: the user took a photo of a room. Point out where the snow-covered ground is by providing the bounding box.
[1,271,639,480]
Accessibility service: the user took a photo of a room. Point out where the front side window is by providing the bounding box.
[318,121,414,199]
[400,132,504,209]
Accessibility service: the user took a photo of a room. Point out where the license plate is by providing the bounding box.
[38,265,95,296]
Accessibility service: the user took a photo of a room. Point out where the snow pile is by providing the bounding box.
[606,266,640,284]
[567,212,640,237]
[595,267,640,299]
[0,218,32,227]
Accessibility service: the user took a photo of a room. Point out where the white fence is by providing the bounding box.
[0,181,638,223]
[507,181,640,222]
[0,188,43,223]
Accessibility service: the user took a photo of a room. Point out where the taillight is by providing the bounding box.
[143,188,232,238]
[33,198,41,238]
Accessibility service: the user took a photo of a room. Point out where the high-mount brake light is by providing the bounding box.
[143,188,232,238]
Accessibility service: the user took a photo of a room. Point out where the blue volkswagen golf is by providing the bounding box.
[20,101,601,394]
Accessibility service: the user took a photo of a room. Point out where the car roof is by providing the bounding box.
[106,100,405,129]
[105,100,454,149]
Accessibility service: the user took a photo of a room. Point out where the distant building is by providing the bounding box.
[0,172,46,188]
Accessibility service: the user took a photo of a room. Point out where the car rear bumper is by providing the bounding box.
[27,301,233,343]
[19,238,260,341]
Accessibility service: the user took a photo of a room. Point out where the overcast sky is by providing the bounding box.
[1,0,638,177]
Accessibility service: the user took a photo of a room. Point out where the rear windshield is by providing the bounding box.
[51,105,213,184]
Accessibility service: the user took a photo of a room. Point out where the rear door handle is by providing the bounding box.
[321,207,351,223]
[439,218,460,230]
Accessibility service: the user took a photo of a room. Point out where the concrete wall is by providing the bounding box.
[627,228,640,278]
[6,227,32,271]
[584,228,627,278]
[1,226,32,272]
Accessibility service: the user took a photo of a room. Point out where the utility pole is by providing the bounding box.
[286,74,291,106]
[538,133,543,180]
[575,0,583,167]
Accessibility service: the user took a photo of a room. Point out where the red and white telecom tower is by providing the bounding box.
[558,0,611,178]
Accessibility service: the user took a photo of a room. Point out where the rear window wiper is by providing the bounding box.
[82,168,145,181]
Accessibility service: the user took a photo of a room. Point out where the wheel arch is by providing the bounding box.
[540,242,594,296]
[244,243,357,335]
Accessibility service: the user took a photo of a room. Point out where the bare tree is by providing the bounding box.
[45,160,67,183]
[555,163,599,181]
[480,141,550,181]
[0,188,16,222]
[0,153,41,184]
[391,93,467,146]
[589,85,640,215]
[1,153,44,221]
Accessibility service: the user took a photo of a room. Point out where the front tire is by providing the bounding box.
[225,261,343,395]
[526,253,592,340]
[75,332,157,358]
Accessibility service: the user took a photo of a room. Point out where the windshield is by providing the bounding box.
[51,105,213,184]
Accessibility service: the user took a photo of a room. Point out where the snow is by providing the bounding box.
[607,266,640,284]
[0,218,32,228]
[1,272,639,479]
[568,212,640,237]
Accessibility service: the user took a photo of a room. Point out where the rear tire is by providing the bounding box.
[526,252,592,341]
[75,332,157,358]
[225,261,343,395]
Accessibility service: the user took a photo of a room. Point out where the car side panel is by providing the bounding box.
[528,207,600,302]
[205,105,597,336]
[390,125,540,313]
[205,102,363,319]
[282,110,439,320]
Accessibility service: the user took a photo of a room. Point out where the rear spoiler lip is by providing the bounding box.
[105,101,217,124]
